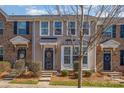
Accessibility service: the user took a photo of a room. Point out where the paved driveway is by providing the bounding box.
[0,80,76,88]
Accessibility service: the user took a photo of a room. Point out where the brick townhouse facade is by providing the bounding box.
[0,8,124,72]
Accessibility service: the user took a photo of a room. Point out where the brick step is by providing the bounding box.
[41,73,52,75]
[39,77,51,82]
[3,77,13,80]
[41,75,52,77]
[41,70,57,73]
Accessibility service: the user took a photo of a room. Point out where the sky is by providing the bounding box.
[0,5,124,17]
[0,5,55,15]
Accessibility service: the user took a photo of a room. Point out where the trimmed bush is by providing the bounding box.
[0,61,11,73]
[28,62,41,77]
[15,60,25,70]
[83,70,92,77]
[15,60,25,75]
[61,70,69,77]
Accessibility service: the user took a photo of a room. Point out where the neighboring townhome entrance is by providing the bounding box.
[44,48,54,70]
[17,47,26,60]
[103,50,111,71]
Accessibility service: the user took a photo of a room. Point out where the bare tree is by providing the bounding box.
[45,5,123,88]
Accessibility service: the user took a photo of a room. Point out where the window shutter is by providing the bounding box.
[26,21,29,34]
[120,25,124,38]
[14,21,17,34]
[112,25,116,38]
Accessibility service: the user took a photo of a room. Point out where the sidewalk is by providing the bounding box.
[0,80,77,88]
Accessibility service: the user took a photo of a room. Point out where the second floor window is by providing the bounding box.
[40,21,49,36]
[54,21,62,35]
[17,22,27,35]
[83,22,90,35]
[0,21,4,35]
[103,25,116,38]
[68,21,76,36]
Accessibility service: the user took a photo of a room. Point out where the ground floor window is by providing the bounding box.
[63,46,79,65]
[0,47,4,61]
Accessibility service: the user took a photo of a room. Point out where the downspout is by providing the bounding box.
[32,19,35,62]
[94,22,97,72]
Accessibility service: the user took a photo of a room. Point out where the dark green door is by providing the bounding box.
[44,48,53,70]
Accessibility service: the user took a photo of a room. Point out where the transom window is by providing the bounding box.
[68,21,76,36]
[120,50,124,66]
[17,22,26,35]
[40,21,49,36]
[0,21,4,35]
[54,21,62,35]
[0,47,3,61]
[83,21,90,35]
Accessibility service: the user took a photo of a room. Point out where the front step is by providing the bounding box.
[102,71,122,80]
[39,77,51,81]
[39,70,57,82]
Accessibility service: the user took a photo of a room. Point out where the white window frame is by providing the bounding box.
[82,21,91,36]
[53,20,63,36]
[103,25,113,38]
[40,21,50,36]
[17,21,27,35]
[62,45,79,65]
[67,20,77,36]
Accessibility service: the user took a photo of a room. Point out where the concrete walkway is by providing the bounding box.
[0,80,76,88]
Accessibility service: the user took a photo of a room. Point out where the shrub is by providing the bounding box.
[83,70,92,77]
[15,60,25,75]
[0,61,11,73]
[15,60,25,70]
[28,62,41,77]
[61,70,69,77]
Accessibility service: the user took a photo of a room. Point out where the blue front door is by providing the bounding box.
[103,52,111,71]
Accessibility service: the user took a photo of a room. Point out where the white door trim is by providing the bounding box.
[43,47,55,70]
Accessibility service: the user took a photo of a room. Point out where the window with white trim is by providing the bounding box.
[0,47,3,61]
[0,21,4,35]
[83,21,90,35]
[68,21,76,35]
[17,22,26,35]
[64,47,71,64]
[40,21,49,36]
[54,21,62,35]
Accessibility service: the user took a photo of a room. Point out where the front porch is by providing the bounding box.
[10,36,30,64]
[96,39,120,72]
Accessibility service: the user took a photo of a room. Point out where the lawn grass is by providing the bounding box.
[50,81,124,87]
[9,79,38,84]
